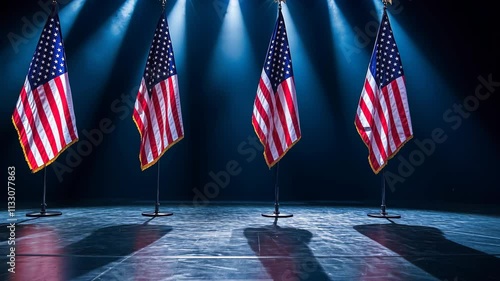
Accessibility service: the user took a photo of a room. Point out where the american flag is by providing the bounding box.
[12,6,78,173]
[355,10,413,174]
[252,9,301,168]
[133,11,184,171]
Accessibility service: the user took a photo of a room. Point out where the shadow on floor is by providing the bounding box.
[1,222,172,280]
[244,220,331,281]
[354,223,500,281]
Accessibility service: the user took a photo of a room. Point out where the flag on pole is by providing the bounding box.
[252,9,301,168]
[133,10,184,171]
[355,10,413,174]
[12,4,78,173]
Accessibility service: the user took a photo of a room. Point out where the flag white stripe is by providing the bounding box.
[396,77,413,135]
[171,75,184,136]
[165,79,179,140]
[154,81,168,147]
[386,82,405,148]
[286,78,300,141]
[45,80,63,151]
[274,87,288,152]
[376,86,393,154]
[16,82,45,167]
[144,131,154,164]
[148,88,162,157]
[58,74,78,143]
[134,80,149,130]
[29,85,55,160]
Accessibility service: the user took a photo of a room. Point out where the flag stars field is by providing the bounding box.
[355,10,413,174]
[12,3,79,173]
[252,9,301,168]
[133,12,184,171]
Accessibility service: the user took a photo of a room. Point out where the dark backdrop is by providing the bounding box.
[1,0,498,206]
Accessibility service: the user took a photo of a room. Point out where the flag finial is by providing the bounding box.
[382,0,392,9]
[274,0,285,10]
[161,0,167,10]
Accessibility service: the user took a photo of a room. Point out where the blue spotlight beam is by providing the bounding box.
[69,0,139,115]
[59,0,87,37]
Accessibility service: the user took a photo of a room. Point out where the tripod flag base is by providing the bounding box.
[142,211,173,217]
[262,212,293,218]
[26,211,62,217]
[367,212,401,219]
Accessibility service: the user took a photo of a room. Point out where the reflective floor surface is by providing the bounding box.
[1,202,499,280]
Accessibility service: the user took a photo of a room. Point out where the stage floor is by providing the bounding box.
[1,201,499,280]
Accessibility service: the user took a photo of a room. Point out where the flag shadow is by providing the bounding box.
[244,222,331,281]
[0,223,172,280]
[354,223,500,281]
[65,223,172,280]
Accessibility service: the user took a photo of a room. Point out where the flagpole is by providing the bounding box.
[26,168,62,217]
[262,162,293,218]
[365,0,401,219]
[142,159,173,217]
[140,0,174,217]
[261,0,292,219]
[367,171,400,218]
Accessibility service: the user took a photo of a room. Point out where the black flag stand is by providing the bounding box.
[142,160,173,217]
[26,168,62,217]
[262,162,293,218]
[366,0,400,219]
[367,171,400,219]
[262,0,292,219]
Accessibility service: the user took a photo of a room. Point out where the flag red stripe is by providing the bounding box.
[18,87,50,165]
[358,98,373,145]
[54,76,77,141]
[268,88,284,159]
[258,79,272,130]
[133,110,143,133]
[32,87,58,159]
[271,126,284,158]
[252,115,266,144]
[381,85,402,151]
[12,109,38,169]
[369,148,381,172]
[145,90,159,161]
[168,77,183,138]
[253,81,272,143]
[43,82,65,149]
[355,13,413,174]
[282,80,301,139]
[373,89,390,155]
[252,12,301,167]
[355,115,368,146]
[264,146,274,165]
[134,92,148,135]
[275,88,292,147]
[13,11,79,173]
[390,79,412,139]
[362,80,376,127]
[152,85,167,149]
[160,81,173,144]
[368,116,387,165]
[371,114,389,162]
[139,137,149,168]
